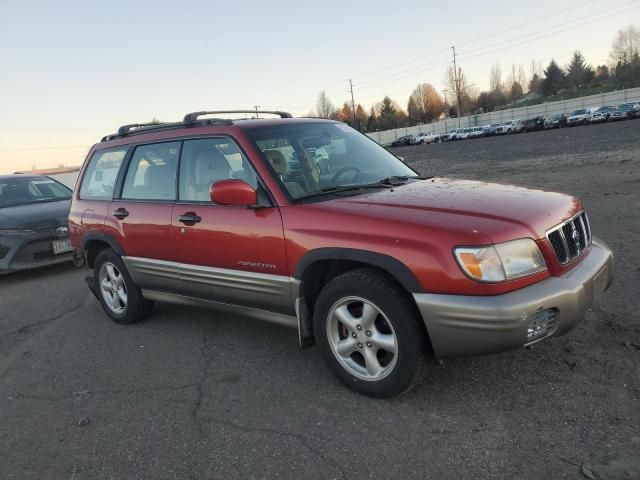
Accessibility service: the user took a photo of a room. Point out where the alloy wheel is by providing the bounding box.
[326,296,398,381]
[99,262,128,315]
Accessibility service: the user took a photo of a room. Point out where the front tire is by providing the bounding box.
[93,249,153,324]
[313,269,431,397]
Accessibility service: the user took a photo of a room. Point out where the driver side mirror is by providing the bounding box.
[210,179,258,207]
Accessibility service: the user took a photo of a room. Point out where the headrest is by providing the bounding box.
[194,149,231,186]
[263,149,287,176]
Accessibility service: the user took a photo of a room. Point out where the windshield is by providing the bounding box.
[246,122,417,200]
[572,109,587,115]
[0,176,72,208]
[619,104,633,110]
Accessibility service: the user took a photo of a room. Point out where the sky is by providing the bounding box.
[0,0,637,173]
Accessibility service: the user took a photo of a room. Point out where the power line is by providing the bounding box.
[459,0,640,59]
[0,145,89,152]
[456,0,600,47]
[279,0,621,110]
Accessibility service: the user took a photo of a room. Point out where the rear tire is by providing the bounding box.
[313,268,432,397]
[93,249,153,325]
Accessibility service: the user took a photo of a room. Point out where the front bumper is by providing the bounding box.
[0,233,73,274]
[413,238,614,359]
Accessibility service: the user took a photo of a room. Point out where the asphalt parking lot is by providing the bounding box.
[1,120,639,480]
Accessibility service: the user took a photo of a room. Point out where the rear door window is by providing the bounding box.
[121,142,180,201]
[79,147,128,200]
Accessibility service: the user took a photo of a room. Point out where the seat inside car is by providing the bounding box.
[191,148,232,201]
[262,149,306,198]
[143,164,175,199]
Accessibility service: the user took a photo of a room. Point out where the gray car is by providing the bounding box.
[0,174,74,273]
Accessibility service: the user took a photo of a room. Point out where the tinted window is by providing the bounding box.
[179,138,258,202]
[0,176,72,208]
[122,142,180,201]
[80,148,127,200]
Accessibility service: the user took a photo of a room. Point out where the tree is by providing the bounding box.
[566,51,594,91]
[408,83,444,123]
[444,65,473,115]
[337,102,353,125]
[528,73,543,94]
[614,52,640,88]
[509,82,524,102]
[541,60,567,96]
[489,63,504,94]
[594,65,611,83]
[407,96,420,125]
[377,96,408,130]
[355,104,367,131]
[609,25,640,65]
[367,106,378,131]
[316,91,335,118]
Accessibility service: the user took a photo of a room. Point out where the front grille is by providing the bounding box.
[546,212,591,265]
[12,237,71,267]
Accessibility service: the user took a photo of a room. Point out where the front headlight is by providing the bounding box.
[454,238,546,282]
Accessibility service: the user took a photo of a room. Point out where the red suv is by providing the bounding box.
[69,110,614,397]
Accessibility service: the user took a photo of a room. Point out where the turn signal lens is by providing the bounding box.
[454,239,547,283]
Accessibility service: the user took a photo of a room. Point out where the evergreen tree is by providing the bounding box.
[541,60,567,96]
[566,51,594,91]
[528,73,543,94]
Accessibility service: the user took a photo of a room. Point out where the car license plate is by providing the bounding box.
[52,239,73,255]
[593,266,609,302]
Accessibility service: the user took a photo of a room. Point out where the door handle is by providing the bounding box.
[113,208,129,220]
[178,213,201,224]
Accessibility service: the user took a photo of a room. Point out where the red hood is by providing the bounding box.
[323,178,581,243]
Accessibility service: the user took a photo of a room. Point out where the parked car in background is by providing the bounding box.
[523,116,545,132]
[567,108,595,126]
[467,126,485,138]
[591,106,615,123]
[0,174,74,273]
[457,128,471,140]
[610,102,640,120]
[483,124,501,136]
[414,132,440,144]
[495,120,523,135]
[391,135,414,147]
[441,128,462,141]
[544,113,568,129]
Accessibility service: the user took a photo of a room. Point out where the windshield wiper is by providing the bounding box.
[297,183,393,200]
[296,175,431,201]
[377,175,431,186]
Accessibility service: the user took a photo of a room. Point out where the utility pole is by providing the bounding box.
[254,105,260,119]
[348,79,357,129]
[451,45,462,128]
[442,90,449,133]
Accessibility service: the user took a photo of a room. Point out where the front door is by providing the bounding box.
[171,137,292,315]
[105,141,180,292]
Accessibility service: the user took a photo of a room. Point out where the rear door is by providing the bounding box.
[171,136,291,315]
[70,146,129,249]
[104,141,181,292]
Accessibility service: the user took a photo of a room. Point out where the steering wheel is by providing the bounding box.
[331,166,360,186]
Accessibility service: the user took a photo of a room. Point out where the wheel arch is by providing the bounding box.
[81,233,124,269]
[294,248,424,347]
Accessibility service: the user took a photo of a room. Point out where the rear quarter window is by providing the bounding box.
[79,147,128,200]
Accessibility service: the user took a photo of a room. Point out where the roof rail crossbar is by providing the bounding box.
[183,110,293,124]
[117,122,165,136]
[101,118,234,142]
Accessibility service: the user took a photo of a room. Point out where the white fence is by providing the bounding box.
[366,87,640,146]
